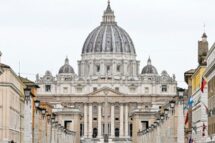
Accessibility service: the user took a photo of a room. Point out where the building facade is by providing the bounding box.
[205,42,215,142]
[137,97,185,143]
[184,33,210,143]
[36,2,177,143]
[191,66,208,142]
[0,62,26,143]
[184,69,195,142]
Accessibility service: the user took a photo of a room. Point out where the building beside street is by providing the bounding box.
[0,56,26,143]
[0,51,76,143]
[184,33,210,143]
[19,77,39,143]
[184,69,195,142]
[36,2,177,143]
[205,42,215,142]
[0,51,3,75]
[137,90,185,143]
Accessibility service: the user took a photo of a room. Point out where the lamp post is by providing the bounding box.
[41,108,46,119]
[34,100,40,113]
[156,118,160,125]
[164,108,169,120]
[47,114,51,123]
[24,88,31,104]
[160,114,165,122]
[170,100,175,114]
[178,89,184,105]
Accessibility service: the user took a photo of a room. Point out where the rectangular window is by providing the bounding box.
[63,87,68,93]
[96,65,100,72]
[162,85,167,92]
[45,85,51,92]
[117,65,121,72]
[145,87,149,93]
[77,88,82,93]
[115,87,119,92]
[93,87,97,92]
[141,121,148,130]
[130,88,135,93]
[107,65,110,73]
[64,120,72,129]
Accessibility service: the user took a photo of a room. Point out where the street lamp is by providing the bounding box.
[170,100,175,108]
[51,116,55,124]
[24,88,31,104]
[41,108,46,119]
[151,124,155,129]
[160,114,164,121]
[178,89,184,104]
[164,108,169,115]
[54,121,58,128]
[47,114,51,123]
[164,108,169,119]
[154,121,158,127]
[170,100,175,114]
[58,124,61,130]
[156,118,160,124]
[34,100,40,108]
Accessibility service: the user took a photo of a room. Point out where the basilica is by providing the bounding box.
[36,1,177,143]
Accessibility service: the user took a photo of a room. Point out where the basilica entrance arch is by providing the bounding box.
[93,128,98,138]
[115,128,119,137]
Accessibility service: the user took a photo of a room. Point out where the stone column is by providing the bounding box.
[84,104,88,138]
[111,104,115,138]
[98,104,102,138]
[125,104,129,137]
[132,115,140,143]
[73,112,81,143]
[120,104,124,137]
[177,103,184,143]
[88,104,93,138]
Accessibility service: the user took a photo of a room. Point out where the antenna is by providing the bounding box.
[18,61,20,76]
[203,23,206,33]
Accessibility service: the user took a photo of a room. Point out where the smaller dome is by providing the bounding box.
[59,57,74,74]
[45,70,52,76]
[141,57,158,74]
[202,32,207,38]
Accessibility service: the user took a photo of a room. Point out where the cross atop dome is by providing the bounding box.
[65,56,69,64]
[147,57,152,65]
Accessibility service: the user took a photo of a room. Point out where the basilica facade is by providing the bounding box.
[36,2,177,143]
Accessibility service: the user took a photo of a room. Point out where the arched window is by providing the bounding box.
[96,65,100,72]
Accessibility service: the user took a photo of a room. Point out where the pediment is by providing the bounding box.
[88,87,123,97]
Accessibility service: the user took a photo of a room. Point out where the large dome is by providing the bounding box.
[82,2,136,55]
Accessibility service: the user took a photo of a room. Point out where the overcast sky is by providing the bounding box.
[0,0,215,88]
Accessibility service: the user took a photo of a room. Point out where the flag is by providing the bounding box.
[185,111,189,126]
[201,101,209,114]
[188,96,194,108]
[202,123,206,137]
[189,137,193,143]
[200,77,207,93]
[192,126,197,134]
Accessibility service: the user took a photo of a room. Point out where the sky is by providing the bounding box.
[0,0,215,88]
